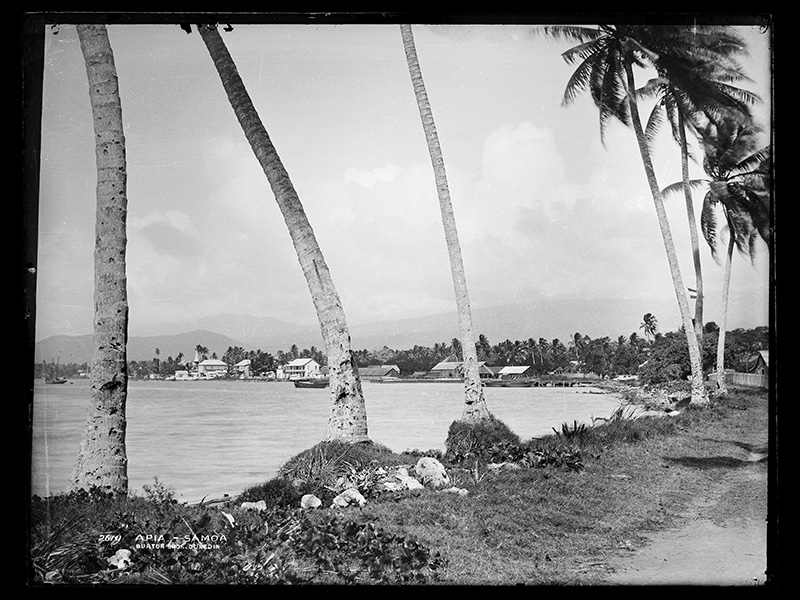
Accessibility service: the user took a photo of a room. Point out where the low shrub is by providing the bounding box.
[444,416,521,463]
[279,440,402,485]
[238,477,304,508]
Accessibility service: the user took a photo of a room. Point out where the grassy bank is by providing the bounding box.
[28,385,769,585]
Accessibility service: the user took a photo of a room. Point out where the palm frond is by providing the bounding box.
[729,147,771,178]
[700,191,721,261]
[662,178,708,198]
[538,25,603,44]
[644,98,667,144]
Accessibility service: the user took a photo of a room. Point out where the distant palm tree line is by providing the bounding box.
[38,323,767,383]
[38,322,760,382]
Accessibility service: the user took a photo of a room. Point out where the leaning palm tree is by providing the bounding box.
[638,26,759,341]
[542,24,708,405]
[71,24,130,494]
[697,118,770,394]
[193,24,369,442]
[400,24,491,422]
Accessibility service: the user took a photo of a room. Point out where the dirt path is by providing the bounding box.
[604,445,769,586]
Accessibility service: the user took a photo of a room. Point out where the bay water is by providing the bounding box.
[31,378,622,504]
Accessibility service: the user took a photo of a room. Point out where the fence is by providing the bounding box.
[708,371,769,389]
[725,372,769,389]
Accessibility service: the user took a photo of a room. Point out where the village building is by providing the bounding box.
[197,358,228,379]
[358,365,401,381]
[497,365,534,379]
[428,360,494,379]
[235,359,251,379]
[751,350,769,375]
[283,358,322,380]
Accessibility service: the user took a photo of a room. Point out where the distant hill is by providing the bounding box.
[346,296,684,351]
[33,297,688,365]
[34,330,247,365]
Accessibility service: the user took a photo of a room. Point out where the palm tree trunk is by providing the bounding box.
[715,230,735,395]
[400,24,490,422]
[678,112,704,341]
[197,25,369,442]
[71,24,129,494]
[623,60,708,406]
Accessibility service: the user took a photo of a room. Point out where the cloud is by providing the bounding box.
[343,163,402,188]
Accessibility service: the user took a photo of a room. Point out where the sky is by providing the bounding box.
[31,17,773,343]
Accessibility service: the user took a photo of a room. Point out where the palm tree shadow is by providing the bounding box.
[730,440,769,455]
[663,455,754,469]
[664,438,769,469]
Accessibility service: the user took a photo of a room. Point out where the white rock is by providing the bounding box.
[396,471,424,490]
[415,457,451,489]
[440,486,469,496]
[332,488,367,508]
[301,494,322,509]
[107,549,132,570]
[377,480,404,492]
[241,500,267,512]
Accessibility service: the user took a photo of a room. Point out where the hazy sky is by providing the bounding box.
[33,18,772,342]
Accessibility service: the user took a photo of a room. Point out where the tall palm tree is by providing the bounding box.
[71,24,130,494]
[697,118,770,394]
[638,26,759,340]
[543,24,708,405]
[400,24,490,422]
[193,24,369,442]
[476,333,492,362]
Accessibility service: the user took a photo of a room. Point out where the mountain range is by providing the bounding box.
[33,297,689,365]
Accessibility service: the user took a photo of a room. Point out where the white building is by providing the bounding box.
[283,358,322,380]
[429,361,494,379]
[197,358,228,379]
[498,365,533,379]
[235,359,252,379]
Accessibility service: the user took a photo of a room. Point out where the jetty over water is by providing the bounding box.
[484,376,599,388]
[374,376,600,387]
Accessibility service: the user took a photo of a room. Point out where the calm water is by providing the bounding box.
[31,378,622,504]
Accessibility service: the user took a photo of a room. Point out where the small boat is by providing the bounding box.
[503,380,534,388]
[483,379,507,388]
[294,379,329,389]
[44,359,68,384]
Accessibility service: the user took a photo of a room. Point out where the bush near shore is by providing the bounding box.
[28,384,768,585]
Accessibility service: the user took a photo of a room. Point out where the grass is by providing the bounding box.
[27,386,769,585]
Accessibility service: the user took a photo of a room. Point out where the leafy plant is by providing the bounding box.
[141,477,176,505]
[552,420,589,442]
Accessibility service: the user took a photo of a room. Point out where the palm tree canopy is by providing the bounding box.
[543,24,760,148]
[638,26,759,140]
[698,118,771,260]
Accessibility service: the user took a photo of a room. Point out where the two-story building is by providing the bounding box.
[197,358,228,379]
[283,358,322,380]
[235,359,252,379]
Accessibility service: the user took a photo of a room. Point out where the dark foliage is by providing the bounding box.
[29,484,445,585]
[444,416,521,461]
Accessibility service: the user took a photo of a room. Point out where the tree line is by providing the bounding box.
[36,323,768,384]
